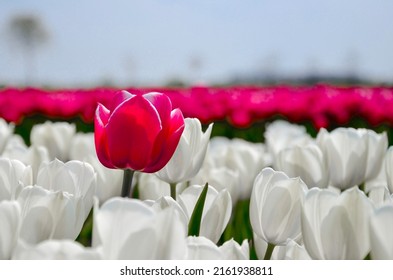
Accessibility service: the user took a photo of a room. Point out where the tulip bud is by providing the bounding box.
[301,187,373,259]
[250,167,307,246]
[317,127,368,190]
[277,144,328,189]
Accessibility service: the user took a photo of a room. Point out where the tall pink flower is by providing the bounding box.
[94,91,185,173]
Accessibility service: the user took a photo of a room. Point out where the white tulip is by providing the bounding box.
[12,240,102,260]
[302,187,373,259]
[219,239,249,260]
[156,119,213,184]
[206,137,268,200]
[185,236,223,260]
[0,158,32,201]
[17,186,84,243]
[277,144,328,188]
[191,165,240,205]
[0,200,20,259]
[30,121,76,161]
[317,127,368,190]
[92,197,187,259]
[178,184,232,243]
[0,118,14,154]
[250,168,307,245]
[369,204,393,259]
[36,159,96,221]
[264,120,313,167]
[3,142,50,183]
[271,239,311,260]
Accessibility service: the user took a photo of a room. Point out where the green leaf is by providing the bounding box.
[188,182,209,236]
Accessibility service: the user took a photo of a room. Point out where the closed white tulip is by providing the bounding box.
[30,121,76,161]
[206,137,269,200]
[0,200,20,259]
[12,240,102,260]
[264,120,313,168]
[0,158,32,201]
[156,118,213,184]
[92,197,187,259]
[178,184,232,243]
[277,144,328,188]
[250,167,307,245]
[317,127,368,190]
[302,187,373,259]
[369,204,393,259]
[17,186,84,243]
[36,159,96,221]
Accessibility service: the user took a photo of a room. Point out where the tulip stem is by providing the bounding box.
[121,169,135,198]
[170,183,177,200]
[264,243,275,260]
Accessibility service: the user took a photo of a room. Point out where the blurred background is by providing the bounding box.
[1,0,393,88]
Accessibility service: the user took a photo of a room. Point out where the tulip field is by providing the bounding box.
[1,85,393,260]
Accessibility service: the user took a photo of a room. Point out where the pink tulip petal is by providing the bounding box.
[106,95,162,170]
[143,92,171,128]
[111,91,135,110]
[94,103,114,168]
[143,108,185,172]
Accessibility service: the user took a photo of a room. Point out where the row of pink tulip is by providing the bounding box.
[1,85,393,128]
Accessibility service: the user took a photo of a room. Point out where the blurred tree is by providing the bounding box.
[6,14,50,86]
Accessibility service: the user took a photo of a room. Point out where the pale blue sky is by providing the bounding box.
[1,0,393,87]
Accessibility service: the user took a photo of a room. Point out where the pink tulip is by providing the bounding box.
[94,90,185,173]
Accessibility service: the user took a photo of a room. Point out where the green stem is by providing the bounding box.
[264,243,275,260]
[121,169,135,198]
[170,183,177,200]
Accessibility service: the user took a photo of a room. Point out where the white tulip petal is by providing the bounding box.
[185,236,223,260]
[219,239,249,260]
[0,200,20,259]
[12,240,102,260]
[370,204,393,259]
[200,189,232,243]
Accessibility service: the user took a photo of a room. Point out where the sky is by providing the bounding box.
[0,0,393,87]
